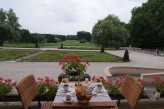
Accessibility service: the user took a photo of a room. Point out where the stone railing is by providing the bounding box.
[104,66,164,84]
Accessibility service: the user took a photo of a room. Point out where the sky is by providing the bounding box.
[0,0,147,35]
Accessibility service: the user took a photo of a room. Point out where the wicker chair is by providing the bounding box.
[119,75,144,109]
[16,75,52,109]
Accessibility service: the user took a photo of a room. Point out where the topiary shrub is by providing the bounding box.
[60,43,63,49]
[123,49,130,62]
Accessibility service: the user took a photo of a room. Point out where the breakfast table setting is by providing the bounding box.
[52,80,116,108]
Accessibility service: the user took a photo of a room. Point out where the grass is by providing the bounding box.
[0,49,39,61]
[23,51,121,62]
[3,40,116,50]
[3,43,36,48]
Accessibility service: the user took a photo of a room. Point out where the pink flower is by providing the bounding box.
[12,82,17,87]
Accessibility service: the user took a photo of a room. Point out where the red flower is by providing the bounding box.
[12,82,16,87]
[59,55,89,75]
[85,59,89,65]
[92,76,96,81]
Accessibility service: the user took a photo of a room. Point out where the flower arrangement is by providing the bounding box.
[138,79,147,87]
[152,76,164,94]
[92,76,106,84]
[37,76,59,98]
[59,55,89,76]
[0,77,16,96]
[107,77,124,94]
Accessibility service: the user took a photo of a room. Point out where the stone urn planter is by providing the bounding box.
[58,73,91,83]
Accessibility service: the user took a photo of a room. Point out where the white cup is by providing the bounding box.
[66,93,71,101]
[155,92,160,99]
[85,78,89,84]
[97,84,102,93]
[63,84,69,92]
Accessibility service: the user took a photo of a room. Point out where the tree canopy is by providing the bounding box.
[92,14,130,52]
[129,0,164,48]
[77,31,91,42]
[0,8,21,46]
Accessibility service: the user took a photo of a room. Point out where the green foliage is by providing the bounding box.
[24,51,121,62]
[20,29,32,43]
[92,14,130,52]
[0,49,38,61]
[37,77,58,99]
[38,83,46,95]
[45,84,58,98]
[0,78,16,96]
[59,55,89,75]
[129,0,164,48]
[60,43,63,49]
[123,49,130,62]
[152,77,164,93]
[80,38,86,43]
[0,8,21,46]
[77,31,91,42]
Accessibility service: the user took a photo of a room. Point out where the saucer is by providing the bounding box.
[61,88,72,93]
[83,81,91,85]
[94,88,105,93]
[63,97,74,103]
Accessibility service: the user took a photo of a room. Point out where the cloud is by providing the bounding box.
[0,0,147,35]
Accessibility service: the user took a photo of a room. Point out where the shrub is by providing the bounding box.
[80,38,86,43]
[122,49,130,62]
[60,43,63,49]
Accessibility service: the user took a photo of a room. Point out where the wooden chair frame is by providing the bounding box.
[16,75,52,109]
[119,75,144,109]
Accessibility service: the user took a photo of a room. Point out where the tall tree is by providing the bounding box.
[0,8,21,46]
[129,0,164,48]
[92,14,130,52]
[6,9,20,29]
[77,31,92,42]
[20,29,32,43]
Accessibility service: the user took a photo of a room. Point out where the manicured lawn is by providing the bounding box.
[3,40,116,50]
[23,51,121,62]
[3,43,36,48]
[0,49,39,61]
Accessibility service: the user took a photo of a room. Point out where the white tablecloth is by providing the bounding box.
[54,83,112,103]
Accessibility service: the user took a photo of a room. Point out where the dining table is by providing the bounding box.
[52,82,116,109]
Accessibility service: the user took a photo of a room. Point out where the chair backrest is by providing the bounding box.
[16,75,39,109]
[120,75,144,109]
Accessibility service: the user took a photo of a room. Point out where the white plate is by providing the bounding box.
[63,97,74,103]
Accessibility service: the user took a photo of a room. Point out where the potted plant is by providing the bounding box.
[59,55,90,82]
[0,77,16,97]
[152,76,164,96]
[59,55,89,76]
[37,76,59,100]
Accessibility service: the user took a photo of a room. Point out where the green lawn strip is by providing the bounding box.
[61,46,116,50]
[24,51,121,62]
[0,49,39,61]
[54,40,97,47]
[3,43,36,48]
